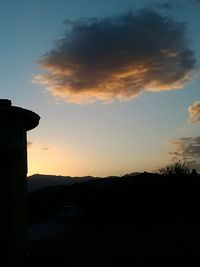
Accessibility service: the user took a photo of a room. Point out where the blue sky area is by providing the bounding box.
[0,0,199,176]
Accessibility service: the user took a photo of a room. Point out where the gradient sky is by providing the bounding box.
[0,0,199,176]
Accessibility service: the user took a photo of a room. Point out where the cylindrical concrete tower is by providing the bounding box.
[0,99,40,261]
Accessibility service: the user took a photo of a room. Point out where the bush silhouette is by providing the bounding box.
[159,161,191,176]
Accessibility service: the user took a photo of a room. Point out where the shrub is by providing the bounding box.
[158,161,191,176]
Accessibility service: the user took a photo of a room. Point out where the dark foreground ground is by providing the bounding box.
[16,173,200,266]
[27,225,200,266]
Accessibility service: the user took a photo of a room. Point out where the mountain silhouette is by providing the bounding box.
[27,174,94,192]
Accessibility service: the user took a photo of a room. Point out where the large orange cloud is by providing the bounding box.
[35,9,196,104]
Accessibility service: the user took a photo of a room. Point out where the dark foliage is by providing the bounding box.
[158,161,191,176]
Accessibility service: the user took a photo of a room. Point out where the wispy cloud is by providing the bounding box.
[27,142,50,151]
[153,1,175,10]
[27,141,33,147]
[40,147,49,151]
[154,0,200,10]
[35,9,196,104]
[188,100,200,124]
[168,136,200,169]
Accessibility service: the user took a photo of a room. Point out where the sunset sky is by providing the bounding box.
[0,0,199,176]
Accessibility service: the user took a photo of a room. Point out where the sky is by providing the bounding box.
[0,0,199,176]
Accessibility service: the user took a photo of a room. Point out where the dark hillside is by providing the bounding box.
[28,173,200,265]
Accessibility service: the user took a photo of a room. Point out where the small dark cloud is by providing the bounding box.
[153,1,174,10]
[35,9,196,104]
[154,0,200,10]
[27,141,33,147]
[27,142,49,151]
[188,100,200,124]
[40,147,49,151]
[168,136,200,170]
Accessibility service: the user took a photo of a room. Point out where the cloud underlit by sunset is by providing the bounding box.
[35,10,196,104]
[188,100,200,124]
[1,0,199,176]
[168,136,200,169]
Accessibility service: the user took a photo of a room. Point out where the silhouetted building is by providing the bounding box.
[0,99,40,261]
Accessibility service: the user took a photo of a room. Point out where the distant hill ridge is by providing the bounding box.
[28,172,200,226]
[27,172,142,192]
[27,174,96,192]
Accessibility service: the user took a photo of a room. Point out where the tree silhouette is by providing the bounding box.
[158,161,191,176]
